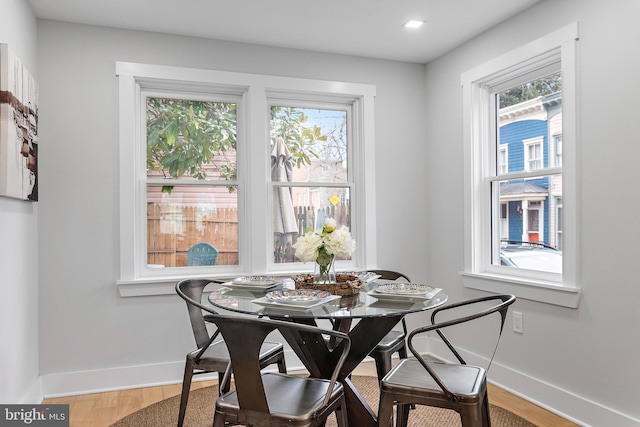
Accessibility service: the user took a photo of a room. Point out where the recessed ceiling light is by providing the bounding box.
[403,20,425,29]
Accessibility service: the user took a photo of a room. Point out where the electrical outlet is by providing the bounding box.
[513,311,524,334]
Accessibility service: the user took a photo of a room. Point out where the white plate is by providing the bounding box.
[265,289,332,305]
[233,275,279,286]
[375,283,433,295]
[340,271,381,282]
[222,281,279,290]
[252,294,341,311]
[367,287,442,302]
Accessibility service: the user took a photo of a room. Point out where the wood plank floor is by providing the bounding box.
[43,362,578,427]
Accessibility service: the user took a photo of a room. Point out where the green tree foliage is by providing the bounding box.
[146,98,237,183]
[270,106,327,167]
[146,102,328,192]
[499,72,562,109]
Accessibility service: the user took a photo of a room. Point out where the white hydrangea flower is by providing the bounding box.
[323,225,356,259]
[292,231,323,263]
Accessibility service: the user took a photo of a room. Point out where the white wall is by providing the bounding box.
[424,0,640,426]
[35,20,427,392]
[0,0,40,404]
[30,2,640,426]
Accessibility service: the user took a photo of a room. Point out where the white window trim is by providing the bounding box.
[460,23,581,308]
[523,136,543,171]
[115,62,377,296]
[554,133,563,167]
[498,145,508,175]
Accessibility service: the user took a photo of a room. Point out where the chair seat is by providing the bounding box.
[189,340,284,369]
[382,359,485,403]
[374,330,405,351]
[216,373,345,423]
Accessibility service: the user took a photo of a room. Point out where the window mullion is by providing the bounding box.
[244,84,269,273]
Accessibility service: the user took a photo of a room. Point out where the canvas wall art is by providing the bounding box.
[0,43,38,201]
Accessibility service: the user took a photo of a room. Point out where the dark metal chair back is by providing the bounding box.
[177,278,218,349]
[377,294,516,427]
[175,278,287,427]
[207,313,351,426]
[409,294,516,401]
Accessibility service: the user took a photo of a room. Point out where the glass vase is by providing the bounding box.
[314,254,336,284]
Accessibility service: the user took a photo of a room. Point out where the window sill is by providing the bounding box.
[117,275,225,297]
[460,272,581,308]
[118,278,186,297]
[117,269,302,297]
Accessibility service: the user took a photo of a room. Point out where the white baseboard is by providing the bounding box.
[40,360,187,398]
[39,349,308,399]
[20,376,43,404]
[37,342,640,427]
[426,337,640,427]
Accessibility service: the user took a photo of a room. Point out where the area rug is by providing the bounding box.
[110,375,536,427]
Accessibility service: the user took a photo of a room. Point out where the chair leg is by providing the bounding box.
[177,360,194,427]
[459,405,484,427]
[212,410,226,427]
[397,344,408,360]
[377,391,395,427]
[335,396,349,427]
[396,403,411,427]
[374,352,393,382]
[276,353,287,373]
[217,372,230,395]
[393,344,416,411]
[481,390,492,426]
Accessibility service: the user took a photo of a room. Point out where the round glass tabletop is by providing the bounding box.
[207,279,447,319]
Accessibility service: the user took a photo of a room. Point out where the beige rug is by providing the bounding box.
[111,375,536,427]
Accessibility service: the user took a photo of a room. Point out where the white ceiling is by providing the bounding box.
[26,0,541,64]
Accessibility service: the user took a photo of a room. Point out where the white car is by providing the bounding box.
[500,241,562,274]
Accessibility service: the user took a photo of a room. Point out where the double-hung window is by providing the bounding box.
[461,23,581,308]
[116,63,376,295]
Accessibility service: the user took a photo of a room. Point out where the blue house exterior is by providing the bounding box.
[498,92,562,249]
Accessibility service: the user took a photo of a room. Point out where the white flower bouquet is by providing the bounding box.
[292,218,356,284]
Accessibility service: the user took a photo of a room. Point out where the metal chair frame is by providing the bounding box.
[367,270,411,381]
[206,313,351,427]
[175,279,287,427]
[377,294,516,427]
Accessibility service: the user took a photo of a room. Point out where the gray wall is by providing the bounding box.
[424,0,640,425]
[0,0,39,404]
[35,20,428,388]
[7,0,638,425]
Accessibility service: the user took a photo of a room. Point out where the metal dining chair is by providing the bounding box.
[175,279,287,427]
[377,294,516,427]
[368,270,412,381]
[205,312,351,427]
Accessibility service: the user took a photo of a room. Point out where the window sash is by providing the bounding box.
[267,99,356,271]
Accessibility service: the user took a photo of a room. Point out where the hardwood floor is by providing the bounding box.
[43,362,578,427]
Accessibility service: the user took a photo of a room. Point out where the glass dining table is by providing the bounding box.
[207,277,448,427]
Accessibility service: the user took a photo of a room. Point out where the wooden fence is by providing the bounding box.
[147,203,350,267]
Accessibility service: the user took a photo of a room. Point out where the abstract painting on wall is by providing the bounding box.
[0,43,38,201]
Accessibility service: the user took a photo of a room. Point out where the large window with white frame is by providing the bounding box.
[116,63,376,294]
[144,93,241,268]
[268,102,352,266]
[461,23,581,308]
